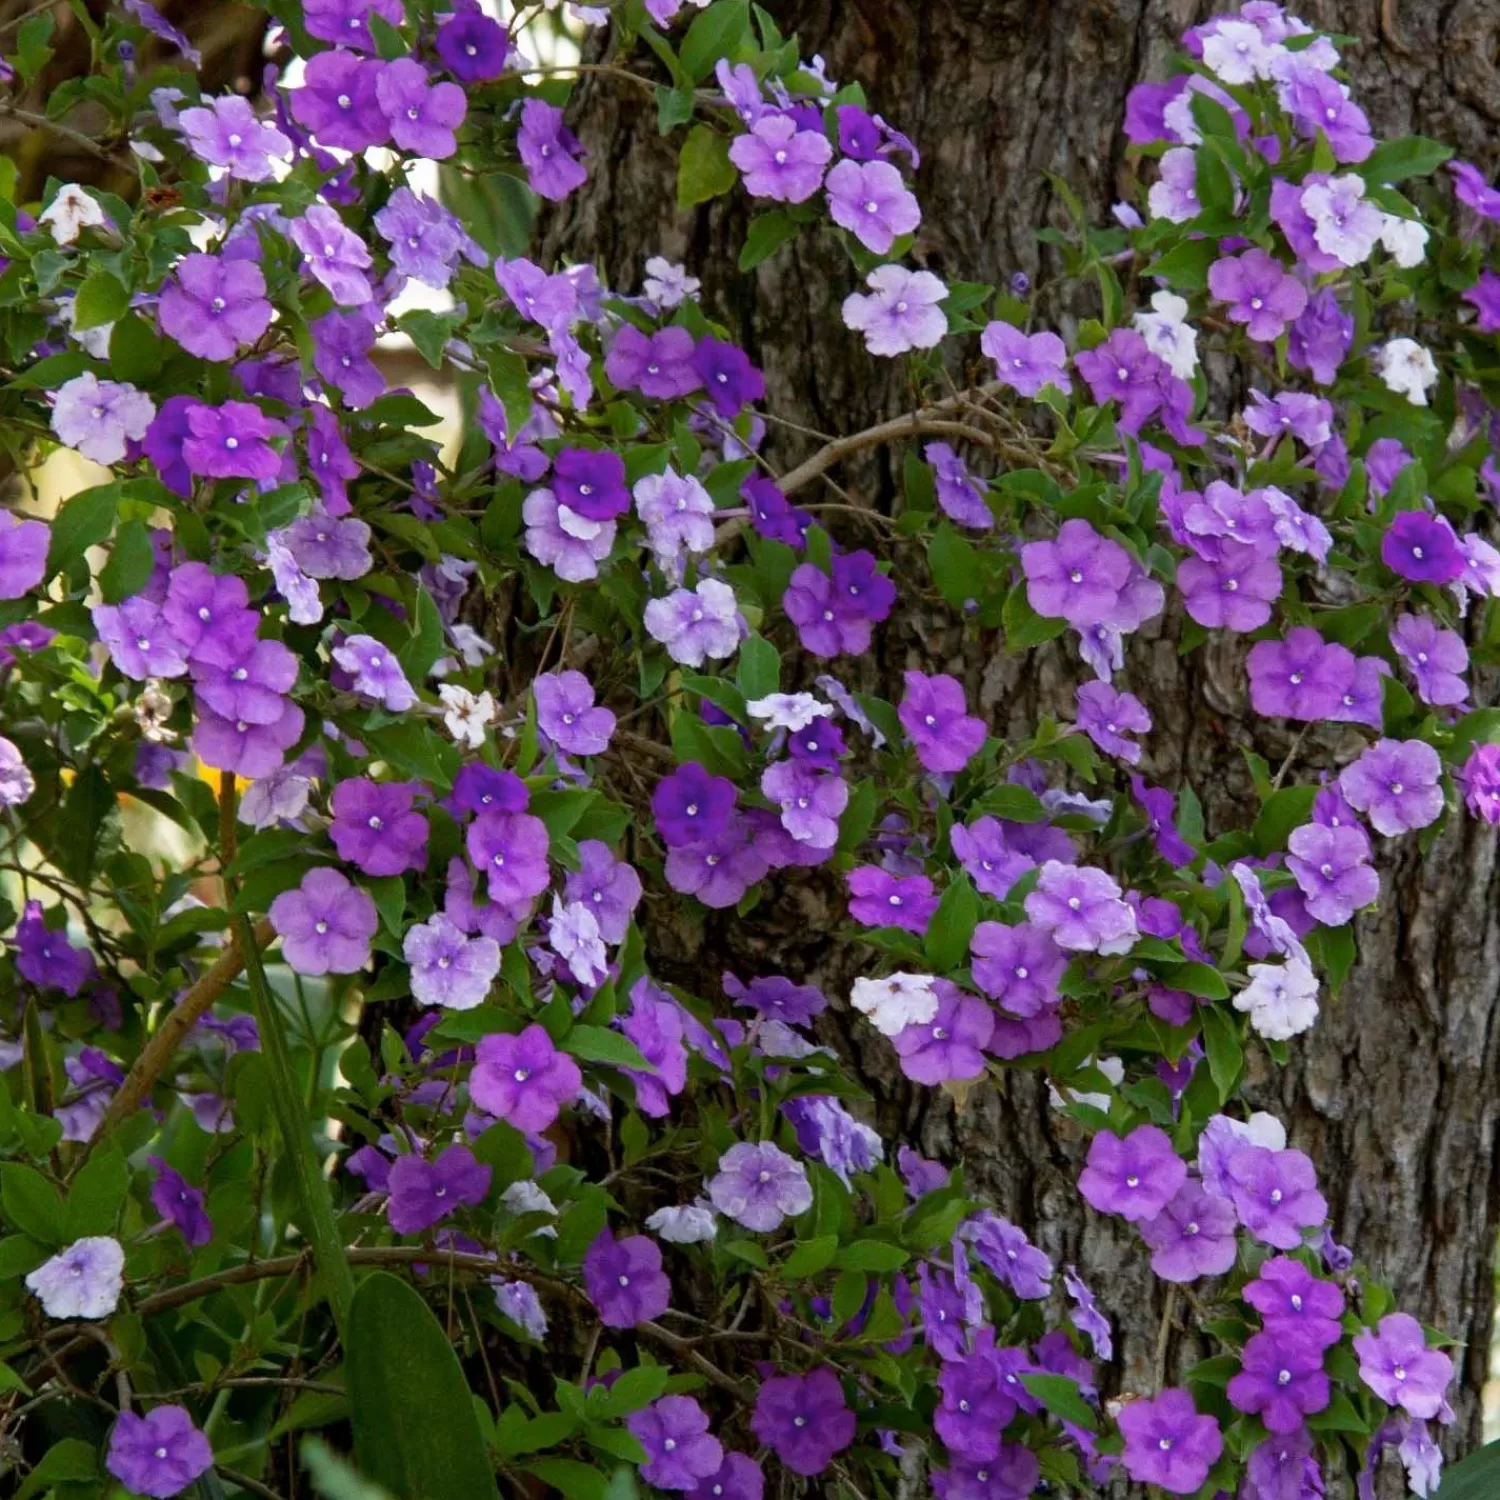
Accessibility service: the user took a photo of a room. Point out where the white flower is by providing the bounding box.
[1201,20,1282,83]
[25,1237,124,1319]
[38,184,107,245]
[1379,213,1429,269]
[850,973,940,1037]
[1233,958,1320,1041]
[646,1202,718,1244]
[1048,1055,1125,1113]
[492,1279,548,1337]
[1133,290,1199,379]
[54,295,114,358]
[438,684,496,749]
[746,692,833,731]
[642,256,700,310]
[501,1180,559,1227]
[447,623,494,668]
[1376,338,1439,406]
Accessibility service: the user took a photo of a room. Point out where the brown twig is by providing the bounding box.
[77,918,276,1163]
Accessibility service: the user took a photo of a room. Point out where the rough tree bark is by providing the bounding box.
[540,0,1500,1480]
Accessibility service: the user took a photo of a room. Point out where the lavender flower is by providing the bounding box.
[25,1237,125,1319]
[1078,1124,1186,1221]
[268,868,378,975]
[842,265,948,356]
[707,1142,812,1232]
[583,1229,672,1327]
[470,1024,581,1132]
[1118,1389,1223,1494]
[403,913,500,1009]
[629,1396,724,1491]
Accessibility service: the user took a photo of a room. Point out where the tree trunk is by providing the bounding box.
[541,0,1500,1480]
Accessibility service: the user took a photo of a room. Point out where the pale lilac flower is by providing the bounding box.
[850,973,939,1036]
[522,488,615,581]
[1024,861,1137,955]
[824,157,920,253]
[493,1280,548,1338]
[1234,957,1319,1040]
[634,468,715,581]
[25,1237,125,1319]
[0,738,36,808]
[842,266,948,356]
[1148,147,1202,222]
[331,634,417,711]
[1302,174,1383,266]
[51,373,155,465]
[403,913,500,1009]
[644,579,742,667]
[290,204,374,306]
[707,1141,812,1231]
[547,896,609,986]
[643,257,700,309]
[981,321,1070,397]
[646,1203,717,1243]
[728,113,831,202]
[178,95,292,180]
[1339,739,1444,836]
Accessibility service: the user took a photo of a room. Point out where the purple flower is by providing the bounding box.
[688,1453,763,1500]
[629,1396,723,1491]
[93,596,189,680]
[1460,743,1500,824]
[692,337,766,418]
[760,759,847,850]
[327,778,428,877]
[935,1335,1017,1462]
[1074,681,1150,763]
[377,188,477,290]
[290,204,374,305]
[1208,248,1308,342]
[303,0,402,50]
[842,265,948,356]
[1288,287,1354,386]
[729,113,832,202]
[664,816,767,909]
[969,921,1065,1016]
[1024,860,1137,954]
[562,842,641,944]
[193,700,304,779]
[1381,510,1465,584]
[435,7,510,81]
[1338,739,1444,837]
[403,913,499,1010]
[1285,822,1379,926]
[950,817,1055,900]
[182,400,289,481]
[522,487,615,582]
[0,509,48,599]
[1020,519,1135,629]
[177,95,291,180]
[387,1144,491,1234]
[707,1142,812,1232]
[517,99,587,200]
[1247,628,1356,722]
[148,1157,212,1247]
[1140,1179,1238,1282]
[51,373,155,466]
[1353,1313,1455,1419]
[291,51,391,152]
[1079,1124,1186,1221]
[963,1212,1053,1299]
[1228,1330,1331,1432]
[1118,1389,1223,1494]
[924,442,993,529]
[1389,612,1471,712]
[465,810,550,905]
[1074,328,1177,435]
[15,901,96,996]
[25,1236,124,1319]
[750,1369,855,1477]
[1224,1144,1328,1249]
[471,1024,581,1132]
[605,325,700,401]
[1244,1257,1345,1348]
[899,671,986,773]
[311,309,386,409]
[620,981,690,1114]
[554,448,628,522]
[0,738,34,808]
[268,868,377,975]
[892,982,993,1084]
[1064,1266,1112,1358]
[158,252,272,361]
[375,58,465,158]
[783,1096,880,1184]
[331,634,416,711]
[1462,270,1500,333]
[653,763,737,848]
[1279,60,1373,162]
[847,866,937,933]
[1244,391,1333,449]
[106,1407,213,1498]
[584,1229,672,1327]
[981,321,1070,397]
[825,157,920,252]
[932,1449,1040,1500]
[645,579,742,667]
[534,670,615,755]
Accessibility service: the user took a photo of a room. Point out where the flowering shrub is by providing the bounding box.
[0,0,1496,1496]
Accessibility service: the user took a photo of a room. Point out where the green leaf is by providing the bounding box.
[1359,134,1453,185]
[301,1437,397,1500]
[397,586,446,683]
[781,1234,839,1278]
[523,1459,610,1500]
[1431,1438,1500,1497]
[564,1024,653,1073]
[924,873,978,972]
[928,523,984,607]
[0,1163,62,1246]
[72,270,131,331]
[397,309,462,370]
[347,1273,500,1500]
[736,632,779,700]
[677,124,738,208]
[836,1239,909,1272]
[15,1437,96,1500]
[45,481,120,577]
[738,210,800,271]
[1199,1006,1243,1103]
[64,1143,129,1239]
[98,519,156,604]
[678,0,750,80]
[1019,1372,1097,1431]
[1002,580,1068,651]
[1159,962,1230,1000]
[1252,785,1318,854]
[595,1365,670,1417]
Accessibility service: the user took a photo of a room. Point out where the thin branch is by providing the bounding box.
[77,918,276,1163]
[776,416,998,497]
[216,1465,287,1500]
[0,99,131,168]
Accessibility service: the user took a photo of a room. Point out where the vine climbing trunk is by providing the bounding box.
[540,0,1500,1476]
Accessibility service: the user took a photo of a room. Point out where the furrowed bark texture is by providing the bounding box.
[541,0,1500,1484]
